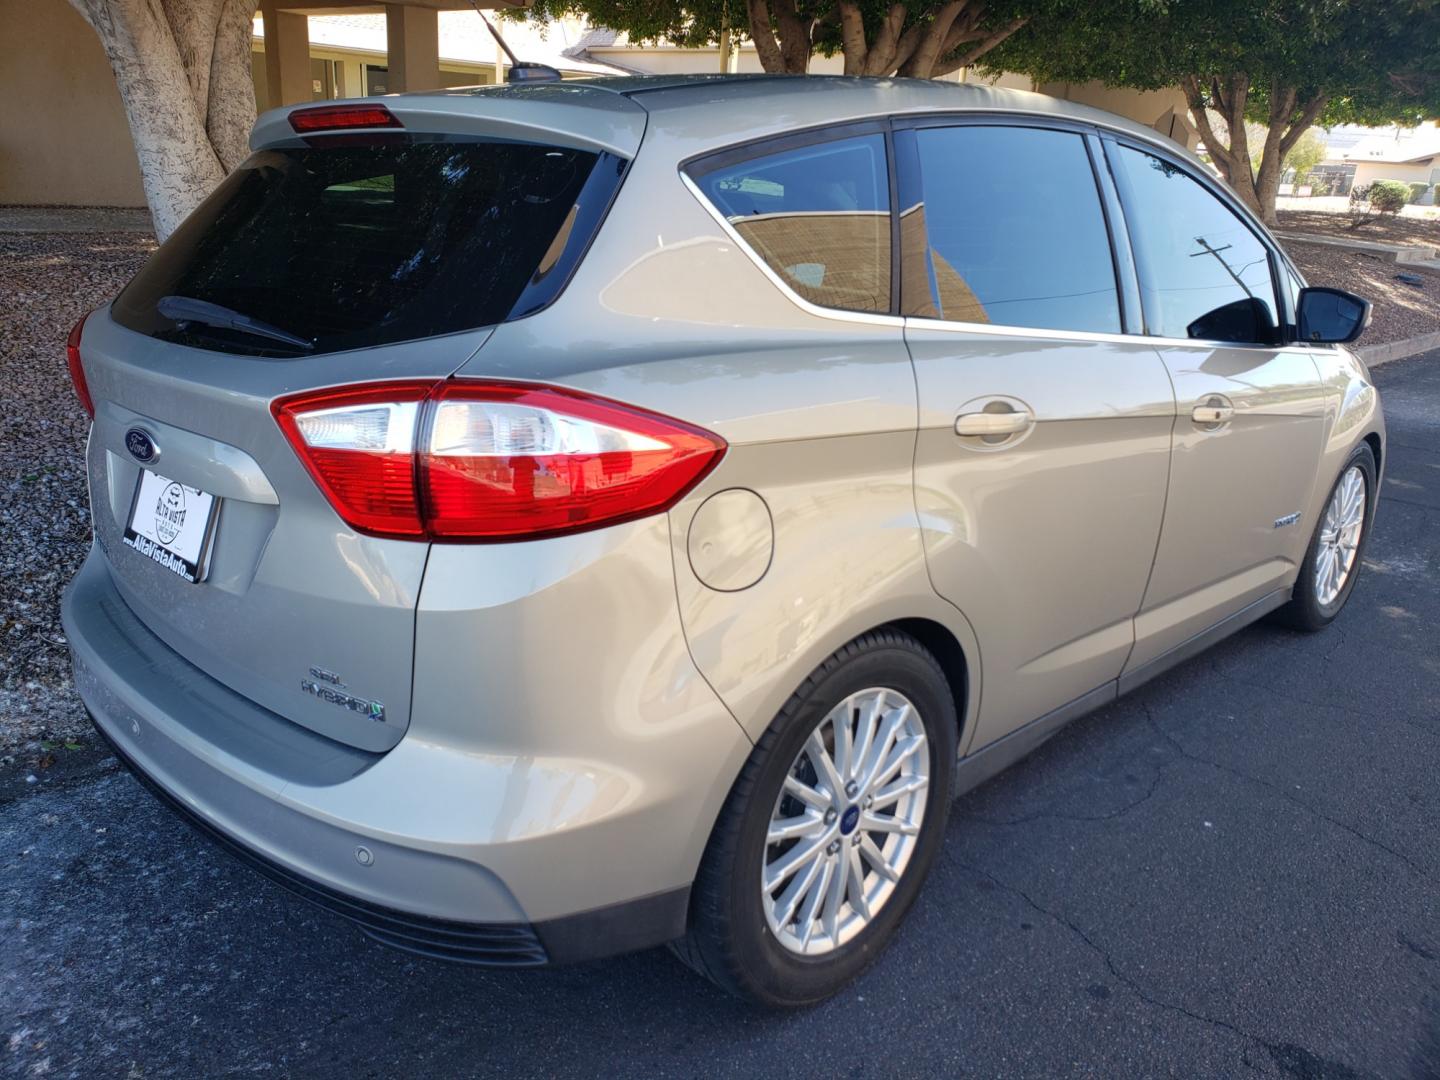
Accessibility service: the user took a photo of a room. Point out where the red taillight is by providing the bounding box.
[272,380,726,542]
[288,104,403,133]
[67,313,94,419]
[273,381,432,537]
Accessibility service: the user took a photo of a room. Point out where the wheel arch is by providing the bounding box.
[884,616,973,754]
[1363,430,1382,477]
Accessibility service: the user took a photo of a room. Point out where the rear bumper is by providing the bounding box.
[63,543,747,964]
[90,717,685,965]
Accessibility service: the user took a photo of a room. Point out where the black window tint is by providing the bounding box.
[902,126,1120,333]
[695,135,891,313]
[1113,146,1280,344]
[113,140,613,356]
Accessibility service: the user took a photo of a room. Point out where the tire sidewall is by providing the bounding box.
[722,642,957,1007]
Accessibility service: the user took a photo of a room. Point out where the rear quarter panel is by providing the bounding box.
[451,130,982,747]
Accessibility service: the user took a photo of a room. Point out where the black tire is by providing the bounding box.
[672,628,958,1007]
[1273,443,1377,632]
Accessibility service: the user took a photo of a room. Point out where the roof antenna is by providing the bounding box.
[471,5,563,83]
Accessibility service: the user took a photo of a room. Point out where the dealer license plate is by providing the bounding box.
[122,470,219,583]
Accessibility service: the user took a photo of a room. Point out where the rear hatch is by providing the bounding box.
[76,92,643,752]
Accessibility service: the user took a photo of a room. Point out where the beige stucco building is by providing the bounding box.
[1348,146,1440,192]
[0,0,1196,212]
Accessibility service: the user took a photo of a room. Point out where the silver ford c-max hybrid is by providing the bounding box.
[63,75,1382,1007]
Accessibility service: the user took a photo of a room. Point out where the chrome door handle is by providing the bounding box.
[955,410,1033,437]
[1191,401,1235,425]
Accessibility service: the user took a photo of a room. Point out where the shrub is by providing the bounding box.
[1369,179,1411,214]
[1347,183,1375,226]
[1408,182,1430,201]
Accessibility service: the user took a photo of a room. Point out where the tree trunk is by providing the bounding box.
[1181,72,1328,226]
[745,0,814,74]
[67,0,260,240]
[763,0,1025,79]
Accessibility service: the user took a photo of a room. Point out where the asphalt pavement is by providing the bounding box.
[4,354,1438,1079]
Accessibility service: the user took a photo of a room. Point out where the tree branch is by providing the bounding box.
[745,0,787,73]
[1181,73,1238,180]
[1279,91,1329,158]
[898,0,967,79]
[932,15,1026,77]
[770,0,814,72]
[866,4,910,76]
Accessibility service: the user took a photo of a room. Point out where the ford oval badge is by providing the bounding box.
[125,427,157,464]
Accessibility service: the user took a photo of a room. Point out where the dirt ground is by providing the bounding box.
[1277,208,1440,250]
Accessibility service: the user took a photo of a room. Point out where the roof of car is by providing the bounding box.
[254,75,1198,171]
[520,75,1197,165]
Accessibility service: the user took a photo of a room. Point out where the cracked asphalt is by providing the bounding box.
[4,355,1439,1079]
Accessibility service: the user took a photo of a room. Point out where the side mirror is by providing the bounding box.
[1295,287,1372,345]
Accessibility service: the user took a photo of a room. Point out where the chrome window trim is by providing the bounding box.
[683,170,1288,351]
[680,109,1309,350]
[902,315,1302,352]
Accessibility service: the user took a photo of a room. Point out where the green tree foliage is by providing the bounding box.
[518,0,1048,79]
[987,0,1440,223]
[1283,128,1327,184]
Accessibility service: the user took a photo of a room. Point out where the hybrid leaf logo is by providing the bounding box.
[300,666,387,723]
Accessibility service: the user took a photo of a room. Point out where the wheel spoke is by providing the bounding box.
[796,858,833,949]
[858,835,899,882]
[856,707,906,793]
[767,811,823,844]
[763,834,826,892]
[782,773,830,811]
[861,811,919,836]
[821,851,847,941]
[773,846,826,927]
[849,694,882,783]
[846,846,871,921]
[831,706,854,784]
[805,730,844,800]
[869,774,928,811]
[869,735,925,793]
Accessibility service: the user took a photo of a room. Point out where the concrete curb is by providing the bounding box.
[1275,231,1439,265]
[1358,330,1440,367]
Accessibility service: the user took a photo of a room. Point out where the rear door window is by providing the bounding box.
[1110,145,1281,344]
[112,140,620,355]
[898,124,1122,334]
[690,134,892,314]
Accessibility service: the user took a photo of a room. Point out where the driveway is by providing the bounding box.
[4,356,1438,1079]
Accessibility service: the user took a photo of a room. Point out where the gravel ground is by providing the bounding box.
[0,232,153,766]
[1284,240,1440,344]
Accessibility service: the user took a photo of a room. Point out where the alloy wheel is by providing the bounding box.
[1315,464,1366,607]
[761,687,930,956]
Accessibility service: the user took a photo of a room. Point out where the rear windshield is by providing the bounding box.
[113,138,620,356]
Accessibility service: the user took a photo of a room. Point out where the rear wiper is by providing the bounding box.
[158,295,314,351]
